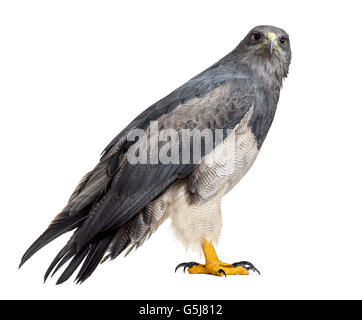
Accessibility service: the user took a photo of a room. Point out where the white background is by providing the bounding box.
[1,0,361,300]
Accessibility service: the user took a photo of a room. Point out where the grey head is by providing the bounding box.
[233,25,291,85]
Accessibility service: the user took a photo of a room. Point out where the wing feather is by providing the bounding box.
[74,77,255,247]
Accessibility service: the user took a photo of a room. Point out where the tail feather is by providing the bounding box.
[51,248,77,278]
[75,232,114,284]
[56,246,90,285]
[20,153,116,270]
[20,196,156,283]
[41,231,114,284]
[19,151,131,284]
[44,241,76,282]
[19,211,88,269]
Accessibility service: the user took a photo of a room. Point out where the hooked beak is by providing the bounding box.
[266,32,277,54]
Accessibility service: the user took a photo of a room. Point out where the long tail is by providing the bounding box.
[43,231,115,284]
[19,150,161,283]
[19,155,117,283]
[19,205,91,269]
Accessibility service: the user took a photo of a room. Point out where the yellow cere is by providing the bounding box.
[266,32,277,41]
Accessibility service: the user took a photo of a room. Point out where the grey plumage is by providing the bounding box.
[20,25,291,283]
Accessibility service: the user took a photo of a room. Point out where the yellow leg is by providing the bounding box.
[175,240,259,276]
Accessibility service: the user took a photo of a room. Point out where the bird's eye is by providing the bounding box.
[279,37,288,47]
[251,33,262,43]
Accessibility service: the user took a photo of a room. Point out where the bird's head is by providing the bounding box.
[237,25,291,83]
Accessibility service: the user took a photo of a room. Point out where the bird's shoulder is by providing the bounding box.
[101,63,256,159]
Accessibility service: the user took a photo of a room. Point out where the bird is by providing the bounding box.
[19,25,291,284]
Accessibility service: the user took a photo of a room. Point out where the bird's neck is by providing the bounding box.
[230,48,288,89]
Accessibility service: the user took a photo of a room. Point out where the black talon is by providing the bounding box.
[232,261,260,275]
[218,269,227,277]
[175,262,199,273]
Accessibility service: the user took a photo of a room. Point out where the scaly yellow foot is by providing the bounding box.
[175,240,260,276]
